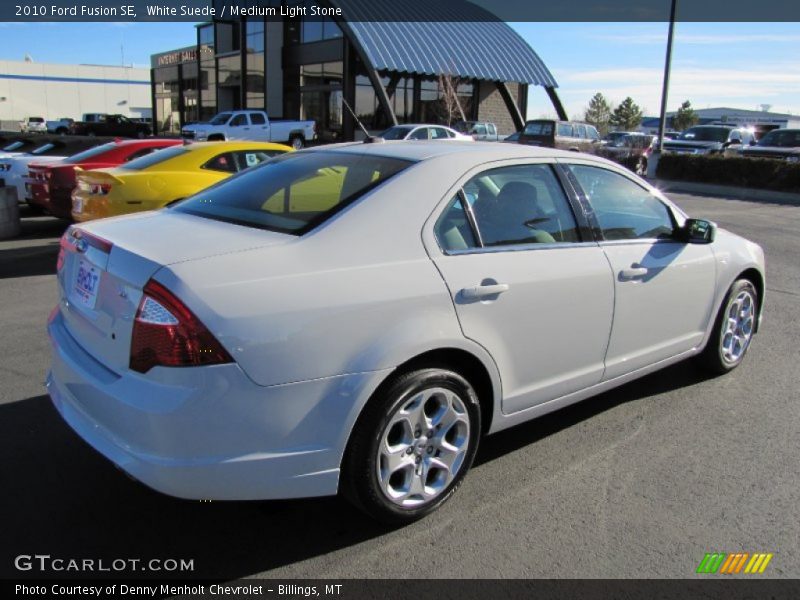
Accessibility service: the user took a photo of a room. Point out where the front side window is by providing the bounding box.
[203,152,237,173]
[230,114,248,127]
[435,163,580,252]
[567,165,675,241]
[410,128,429,140]
[174,152,412,235]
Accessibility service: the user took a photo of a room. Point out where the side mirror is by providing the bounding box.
[678,218,716,244]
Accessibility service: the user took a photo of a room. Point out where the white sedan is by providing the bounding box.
[48,141,764,524]
[379,124,473,141]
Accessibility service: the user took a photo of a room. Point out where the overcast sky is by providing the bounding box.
[1,21,798,120]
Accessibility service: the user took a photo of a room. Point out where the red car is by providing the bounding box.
[26,139,182,219]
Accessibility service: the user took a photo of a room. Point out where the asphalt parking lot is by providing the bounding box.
[1,192,798,580]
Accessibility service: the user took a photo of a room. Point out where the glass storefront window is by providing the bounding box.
[245,19,264,53]
[301,15,342,43]
[217,54,242,111]
[299,61,343,142]
[154,66,180,134]
[215,21,241,54]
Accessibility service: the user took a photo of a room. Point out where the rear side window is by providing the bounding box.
[557,123,574,137]
[567,165,675,240]
[232,149,286,170]
[250,113,266,125]
[203,152,237,173]
[436,163,580,251]
[174,152,412,235]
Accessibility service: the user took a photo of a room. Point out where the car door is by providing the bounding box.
[249,112,269,141]
[228,114,250,139]
[563,161,717,379]
[427,161,615,414]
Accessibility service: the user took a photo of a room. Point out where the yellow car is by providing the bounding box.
[71,141,292,222]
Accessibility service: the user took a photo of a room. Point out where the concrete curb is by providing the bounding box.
[647,178,800,206]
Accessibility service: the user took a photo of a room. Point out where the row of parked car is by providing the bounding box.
[20,113,154,137]
[0,135,292,223]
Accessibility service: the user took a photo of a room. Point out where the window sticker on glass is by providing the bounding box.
[245,153,260,167]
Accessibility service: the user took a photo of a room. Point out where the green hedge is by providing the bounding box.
[656,153,800,193]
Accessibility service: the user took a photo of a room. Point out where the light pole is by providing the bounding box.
[657,0,678,152]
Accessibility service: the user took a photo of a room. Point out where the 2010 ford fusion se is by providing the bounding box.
[47,141,764,524]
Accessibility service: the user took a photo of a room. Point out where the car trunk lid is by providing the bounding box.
[57,211,293,373]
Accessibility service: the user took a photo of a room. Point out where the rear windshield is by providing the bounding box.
[64,143,116,164]
[119,145,189,170]
[523,121,554,136]
[29,117,44,123]
[173,151,413,235]
[31,143,58,155]
[380,126,413,140]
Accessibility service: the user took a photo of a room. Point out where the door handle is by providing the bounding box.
[461,283,509,299]
[620,266,649,279]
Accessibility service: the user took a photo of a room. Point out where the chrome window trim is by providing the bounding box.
[442,240,599,257]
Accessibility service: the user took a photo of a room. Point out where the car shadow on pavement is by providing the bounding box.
[0,394,387,581]
[475,360,710,467]
[2,362,711,580]
[0,242,59,279]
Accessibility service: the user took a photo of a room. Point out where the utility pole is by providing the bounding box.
[657,0,678,152]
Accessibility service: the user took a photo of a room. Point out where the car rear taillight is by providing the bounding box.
[130,279,233,373]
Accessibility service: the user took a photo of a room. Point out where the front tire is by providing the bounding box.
[698,279,758,374]
[342,368,481,525]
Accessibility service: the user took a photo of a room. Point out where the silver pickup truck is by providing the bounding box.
[182,110,316,149]
[453,120,507,142]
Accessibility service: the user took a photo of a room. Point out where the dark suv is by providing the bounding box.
[516,119,602,153]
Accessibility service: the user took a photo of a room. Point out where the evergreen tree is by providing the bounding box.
[584,93,613,136]
[672,100,699,131]
[609,97,644,131]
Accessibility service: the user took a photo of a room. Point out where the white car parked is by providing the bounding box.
[48,141,764,524]
[380,124,474,141]
[0,142,71,200]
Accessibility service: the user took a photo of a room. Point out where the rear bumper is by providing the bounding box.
[47,309,389,500]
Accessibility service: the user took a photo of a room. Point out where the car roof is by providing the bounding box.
[183,141,293,155]
[298,139,610,164]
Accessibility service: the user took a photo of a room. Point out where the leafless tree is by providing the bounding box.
[438,74,467,125]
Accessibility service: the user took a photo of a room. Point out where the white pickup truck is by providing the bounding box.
[182,110,316,149]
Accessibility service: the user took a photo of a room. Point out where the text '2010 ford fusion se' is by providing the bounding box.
[48,140,765,524]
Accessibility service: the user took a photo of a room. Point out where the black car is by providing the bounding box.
[740,129,800,162]
[70,114,151,138]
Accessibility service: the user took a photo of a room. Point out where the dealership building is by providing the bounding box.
[0,59,151,130]
[150,1,565,140]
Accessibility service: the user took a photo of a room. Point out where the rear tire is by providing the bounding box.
[342,368,481,525]
[290,136,305,150]
[698,279,758,374]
